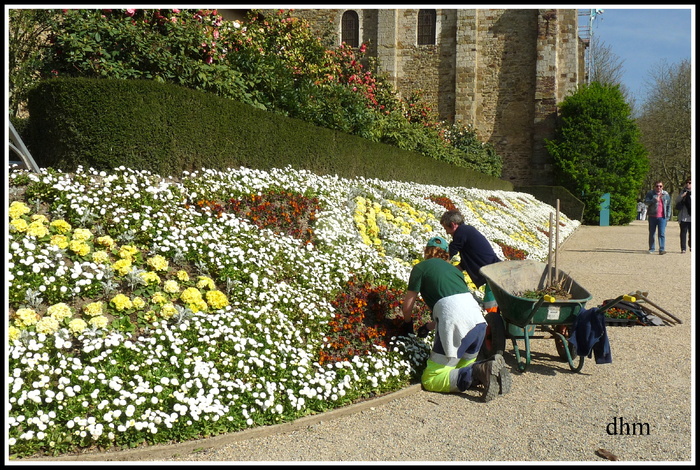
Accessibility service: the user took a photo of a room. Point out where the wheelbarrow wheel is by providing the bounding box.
[553,325,577,361]
[479,311,507,360]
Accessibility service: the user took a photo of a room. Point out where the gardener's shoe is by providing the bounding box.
[471,360,499,402]
[497,367,512,395]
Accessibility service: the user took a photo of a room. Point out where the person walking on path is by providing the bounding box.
[440,210,501,312]
[676,178,691,253]
[644,180,672,254]
[401,236,511,402]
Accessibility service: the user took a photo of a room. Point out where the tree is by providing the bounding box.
[545,82,648,225]
[588,36,635,110]
[636,60,691,198]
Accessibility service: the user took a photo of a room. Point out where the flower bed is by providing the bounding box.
[6,165,579,457]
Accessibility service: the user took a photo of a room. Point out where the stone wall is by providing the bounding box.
[248,8,585,186]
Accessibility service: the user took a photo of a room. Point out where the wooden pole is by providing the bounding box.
[555,199,560,285]
[547,212,554,287]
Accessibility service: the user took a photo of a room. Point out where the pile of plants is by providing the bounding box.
[7,164,578,457]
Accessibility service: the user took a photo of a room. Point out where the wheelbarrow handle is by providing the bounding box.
[597,294,637,315]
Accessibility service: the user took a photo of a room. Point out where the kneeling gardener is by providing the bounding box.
[402,236,511,402]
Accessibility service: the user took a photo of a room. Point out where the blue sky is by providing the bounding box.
[584,6,694,101]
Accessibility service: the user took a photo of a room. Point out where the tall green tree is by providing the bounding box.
[545,82,648,225]
[636,60,691,197]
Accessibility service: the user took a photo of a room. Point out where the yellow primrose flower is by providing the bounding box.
[181,287,203,304]
[196,276,216,290]
[69,240,91,257]
[50,234,70,249]
[47,302,73,321]
[111,293,133,311]
[72,228,93,242]
[112,258,132,275]
[83,301,104,317]
[152,292,168,305]
[30,214,49,224]
[88,315,109,329]
[9,201,31,219]
[176,270,189,282]
[95,235,116,249]
[50,219,72,234]
[163,280,180,294]
[140,271,161,285]
[35,317,60,335]
[9,325,21,342]
[14,308,40,327]
[68,318,88,335]
[206,290,229,309]
[132,297,146,309]
[160,303,178,319]
[146,254,169,272]
[92,250,110,264]
[27,219,48,237]
[118,244,139,260]
[10,218,28,232]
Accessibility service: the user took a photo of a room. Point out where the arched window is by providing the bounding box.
[341,10,359,47]
[417,9,436,45]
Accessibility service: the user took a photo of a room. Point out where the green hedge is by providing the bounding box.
[24,78,512,190]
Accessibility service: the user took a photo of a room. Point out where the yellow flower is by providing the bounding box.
[10,218,28,232]
[31,214,48,224]
[68,318,88,335]
[111,294,133,311]
[9,325,21,342]
[72,228,93,242]
[14,308,40,327]
[26,220,49,238]
[83,301,104,317]
[112,258,132,275]
[47,303,73,321]
[196,276,216,290]
[50,234,70,249]
[92,250,110,264]
[160,303,178,319]
[146,254,169,272]
[205,290,229,309]
[95,235,116,249]
[69,239,91,257]
[180,287,203,304]
[152,292,168,305]
[31,316,55,334]
[35,316,60,335]
[132,297,146,309]
[119,244,139,260]
[88,316,109,329]
[176,270,190,282]
[50,219,72,234]
[9,201,31,219]
[163,280,180,294]
[140,271,161,285]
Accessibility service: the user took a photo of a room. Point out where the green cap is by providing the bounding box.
[426,236,449,252]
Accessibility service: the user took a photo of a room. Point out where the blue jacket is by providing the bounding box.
[568,307,612,364]
[644,189,672,220]
[448,224,500,288]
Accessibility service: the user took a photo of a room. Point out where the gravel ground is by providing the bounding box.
[23,221,694,464]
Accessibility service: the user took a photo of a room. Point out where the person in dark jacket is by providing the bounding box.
[440,210,501,312]
[675,179,691,253]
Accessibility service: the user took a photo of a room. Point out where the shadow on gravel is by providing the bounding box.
[565,248,651,255]
[502,351,593,377]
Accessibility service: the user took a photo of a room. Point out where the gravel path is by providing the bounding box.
[28,221,694,463]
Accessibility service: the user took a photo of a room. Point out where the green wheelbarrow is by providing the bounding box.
[478,260,592,373]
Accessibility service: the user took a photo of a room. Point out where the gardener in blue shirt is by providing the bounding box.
[401,236,511,402]
[440,210,501,312]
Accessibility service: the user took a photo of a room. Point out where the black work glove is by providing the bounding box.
[401,321,414,337]
[417,324,430,338]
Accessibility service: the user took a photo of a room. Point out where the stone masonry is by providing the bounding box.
[223,8,587,186]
